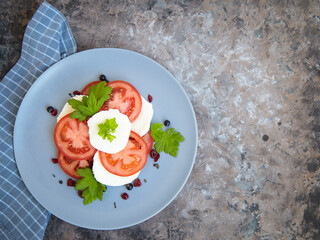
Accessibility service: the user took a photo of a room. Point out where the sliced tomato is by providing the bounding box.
[101,80,142,122]
[99,131,148,177]
[80,80,101,95]
[58,151,93,179]
[54,114,96,160]
[142,130,154,153]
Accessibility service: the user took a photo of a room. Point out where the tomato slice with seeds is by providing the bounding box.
[54,114,96,160]
[142,130,154,153]
[80,80,101,95]
[99,131,148,177]
[101,80,142,122]
[58,151,93,179]
[80,80,142,122]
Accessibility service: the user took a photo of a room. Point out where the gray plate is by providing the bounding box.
[14,48,198,230]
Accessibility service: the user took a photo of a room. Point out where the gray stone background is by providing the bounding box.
[1,0,320,239]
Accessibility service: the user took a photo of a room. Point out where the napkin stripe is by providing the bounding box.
[11,64,39,82]
[26,36,60,54]
[24,39,60,62]
[2,97,19,109]
[0,198,39,236]
[33,16,61,36]
[22,48,56,66]
[14,62,39,80]
[0,116,14,128]
[1,85,22,99]
[1,85,22,100]
[1,161,13,174]
[1,136,11,147]
[0,196,29,239]
[0,1,77,239]
[0,127,12,139]
[0,221,16,240]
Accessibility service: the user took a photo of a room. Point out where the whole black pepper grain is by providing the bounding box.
[59,180,63,184]
[125,183,133,191]
[99,74,109,82]
[262,135,269,141]
[47,106,54,113]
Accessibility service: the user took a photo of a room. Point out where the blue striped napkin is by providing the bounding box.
[0,1,76,239]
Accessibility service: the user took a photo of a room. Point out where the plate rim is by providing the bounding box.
[13,47,198,230]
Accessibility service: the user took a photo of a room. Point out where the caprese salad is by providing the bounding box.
[52,75,185,205]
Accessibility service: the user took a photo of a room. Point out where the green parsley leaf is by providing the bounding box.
[77,104,95,116]
[68,99,83,109]
[98,118,118,142]
[150,123,185,157]
[69,110,87,122]
[75,168,106,205]
[68,81,112,121]
[82,96,88,106]
[89,82,112,102]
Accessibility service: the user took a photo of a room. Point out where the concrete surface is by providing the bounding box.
[1,0,320,239]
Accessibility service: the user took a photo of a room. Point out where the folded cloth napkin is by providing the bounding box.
[0,1,76,239]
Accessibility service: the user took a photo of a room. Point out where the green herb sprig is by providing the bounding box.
[68,81,112,121]
[98,118,118,142]
[75,168,106,205]
[150,123,185,157]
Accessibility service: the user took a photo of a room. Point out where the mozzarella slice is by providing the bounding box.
[87,109,131,154]
[92,151,139,186]
[131,96,154,136]
[57,95,85,122]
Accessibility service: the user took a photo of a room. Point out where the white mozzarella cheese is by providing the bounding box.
[131,96,154,136]
[57,95,85,122]
[87,109,131,154]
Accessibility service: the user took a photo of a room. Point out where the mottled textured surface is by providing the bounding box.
[1,0,320,239]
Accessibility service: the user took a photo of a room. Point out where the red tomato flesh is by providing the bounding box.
[54,114,96,160]
[58,151,93,179]
[142,130,154,153]
[99,131,148,177]
[102,80,142,122]
[80,80,143,123]
[80,80,101,95]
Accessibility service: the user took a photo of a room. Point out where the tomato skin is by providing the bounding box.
[58,152,93,179]
[80,81,101,95]
[99,131,148,177]
[103,80,142,122]
[142,130,154,153]
[54,114,97,160]
[80,80,143,122]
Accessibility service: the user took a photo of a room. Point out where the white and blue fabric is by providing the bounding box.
[0,1,76,239]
